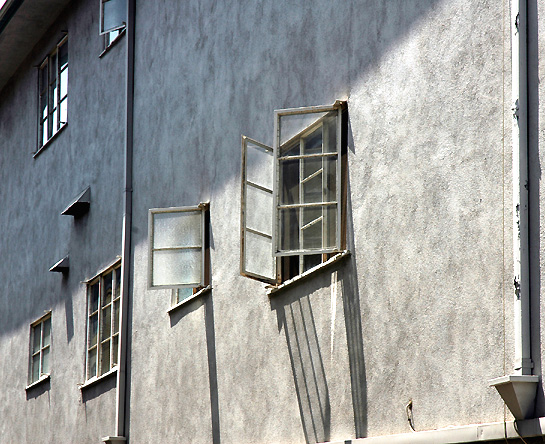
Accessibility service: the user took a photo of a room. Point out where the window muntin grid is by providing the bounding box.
[86,264,121,381]
[29,314,51,384]
[38,36,68,150]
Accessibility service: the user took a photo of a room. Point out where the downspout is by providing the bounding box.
[490,0,538,420]
[104,0,136,442]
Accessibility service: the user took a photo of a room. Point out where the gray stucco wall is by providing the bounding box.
[1,0,542,443]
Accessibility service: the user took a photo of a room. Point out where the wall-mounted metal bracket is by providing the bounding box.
[61,187,90,217]
[49,255,69,273]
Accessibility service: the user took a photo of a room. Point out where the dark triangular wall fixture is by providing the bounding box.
[61,187,90,217]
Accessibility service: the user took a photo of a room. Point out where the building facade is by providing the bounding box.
[1,0,545,443]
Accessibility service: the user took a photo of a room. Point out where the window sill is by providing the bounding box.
[99,27,126,58]
[33,123,68,158]
[267,250,350,296]
[79,366,117,390]
[25,374,50,391]
[168,285,212,314]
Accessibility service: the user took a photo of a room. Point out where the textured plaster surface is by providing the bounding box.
[0,0,540,443]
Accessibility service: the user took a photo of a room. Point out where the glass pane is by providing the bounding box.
[246,142,273,190]
[175,288,194,305]
[114,267,121,299]
[32,324,41,353]
[89,314,98,347]
[100,341,110,375]
[324,205,337,249]
[302,172,323,204]
[325,114,337,153]
[52,108,58,133]
[303,254,322,272]
[245,231,275,279]
[246,185,273,235]
[59,42,68,70]
[302,156,322,179]
[280,158,299,205]
[60,69,68,99]
[279,112,328,146]
[302,127,322,155]
[89,283,99,312]
[40,93,48,120]
[102,272,112,306]
[101,306,111,341]
[40,64,48,93]
[279,208,300,252]
[87,347,97,378]
[41,347,50,374]
[112,335,118,366]
[113,299,120,334]
[302,211,322,250]
[324,156,337,203]
[52,81,58,108]
[153,211,201,249]
[152,248,202,287]
[60,99,67,125]
[32,354,40,382]
[50,53,57,80]
[42,318,51,347]
[103,0,127,33]
[42,120,48,146]
[106,29,120,46]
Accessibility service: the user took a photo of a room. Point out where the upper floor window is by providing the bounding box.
[241,102,346,284]
[100,0,126,35]
[86,261,121,381]
[38,36,68,150]
[29,313,51,385]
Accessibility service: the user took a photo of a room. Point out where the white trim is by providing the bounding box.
[79,366,118,390]
[25,373,50,391]
[267,250,350,295]
[324,417,545,444]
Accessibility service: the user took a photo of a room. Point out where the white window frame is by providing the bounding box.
[85,260,121,382]
[148,203,209,291]
[273,104,343,257]
[38,35,68,151]
[28,312,52,385]
[100,0,127,35]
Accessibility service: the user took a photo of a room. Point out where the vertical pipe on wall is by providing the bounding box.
[116,0,135,438]
[511,0,532,376]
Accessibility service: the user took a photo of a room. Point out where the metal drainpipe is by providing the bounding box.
[512,0,532,376]
[115,0,135,438]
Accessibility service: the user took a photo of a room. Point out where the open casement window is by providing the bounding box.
[29,313,51,384]
[100,0,127,34]
[240,136,277,283]
[149,203,209,291]
[38,36,68,150]
[86,263,121,381]
[240,102,346,284]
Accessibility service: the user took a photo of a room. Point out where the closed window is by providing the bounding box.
[241,102,346,283]
[29,313,51,385]
[86,262,121,381]
[148,203,210,303]
[38,36,68,150]
[100,0,126,34]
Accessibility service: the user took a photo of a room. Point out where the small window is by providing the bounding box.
[38,36,68,150]
[86,262,121,381]
[241,102,346,284]
[100,0,126,35]
[148,203,210,293]
[29,313,51,385]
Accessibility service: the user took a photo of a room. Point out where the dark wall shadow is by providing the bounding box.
[271,279,332,444]
[25,378,51,400]
[80,372,117,403]
[204,293,221,444]
[527,0,543,415]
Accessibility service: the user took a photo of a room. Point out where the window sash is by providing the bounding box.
[100,0,127,34]
[148,205,207,289]
[273,105,342,256]
[38,36,68,149]
[86,263,121,380]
